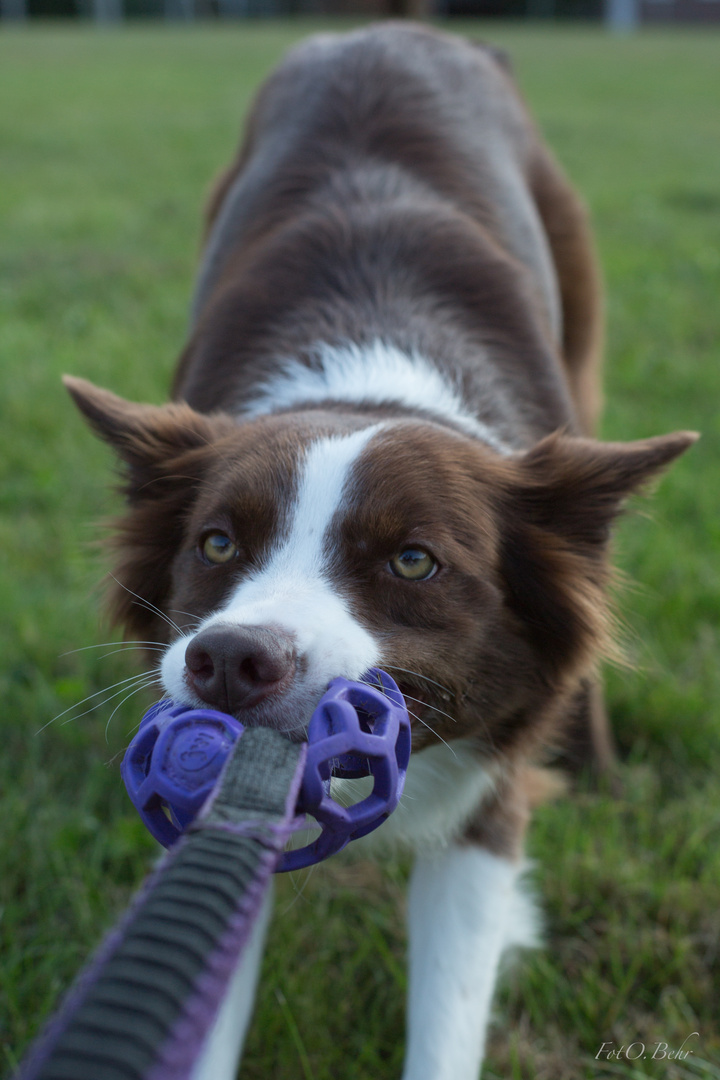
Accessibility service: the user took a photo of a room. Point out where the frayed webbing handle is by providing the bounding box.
[19,728,305,1080]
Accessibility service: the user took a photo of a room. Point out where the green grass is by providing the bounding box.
[1,20,719,1080]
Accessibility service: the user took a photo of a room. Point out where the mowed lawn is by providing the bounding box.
[1,20,719,1080]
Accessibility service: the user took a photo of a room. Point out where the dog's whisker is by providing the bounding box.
[59,674,157,729]
[96,646,166,662]
[132,601,183,636]
[104,676,163,744]
[168,608,203,624]
[381,664,454,698]
[401,692,457,724]
[405,706,457,759]
[123,693,172,741]
[105,747,128,768]
[130,600,182,636]
[283,856,319,910]
[388,672,497,751]
[168,622,201,637]
[36,672,154,735]
[59,640,168,657]
[108,575,184,636]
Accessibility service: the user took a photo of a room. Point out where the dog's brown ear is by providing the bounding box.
[499,430,698,676]
[64,377,238,638]
[63,376,234,465]
[63,376,235,500]
[514,430,699,547]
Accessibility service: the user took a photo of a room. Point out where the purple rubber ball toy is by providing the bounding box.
[121,669,411,871]
[121,701,245,849]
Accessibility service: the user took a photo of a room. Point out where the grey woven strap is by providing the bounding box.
[19,728,305,1080]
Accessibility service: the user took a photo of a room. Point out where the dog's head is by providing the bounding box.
[65,376,695,756]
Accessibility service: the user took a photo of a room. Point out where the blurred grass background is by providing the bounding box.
[0,21,718,1080]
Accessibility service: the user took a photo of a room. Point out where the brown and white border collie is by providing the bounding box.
[65,24,695,1080]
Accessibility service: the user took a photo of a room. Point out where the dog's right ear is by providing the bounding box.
[63,376,235,502]
[64,377,239,637]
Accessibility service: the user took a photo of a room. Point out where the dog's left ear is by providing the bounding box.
[498,430,698,675]
[511,430,699,547]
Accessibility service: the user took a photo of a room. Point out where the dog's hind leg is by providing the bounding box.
[558,677,617,777]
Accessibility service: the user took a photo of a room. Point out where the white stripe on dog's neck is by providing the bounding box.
[243,340,512,454]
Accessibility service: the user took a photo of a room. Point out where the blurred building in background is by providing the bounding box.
[2,0,719,26]
[638,0,720,20]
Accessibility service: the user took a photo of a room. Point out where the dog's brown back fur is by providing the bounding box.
[67,25,695,782]
[193,25,602,438]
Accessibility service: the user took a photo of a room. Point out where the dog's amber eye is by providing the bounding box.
[389,548,438,581]
[200,531,237,565]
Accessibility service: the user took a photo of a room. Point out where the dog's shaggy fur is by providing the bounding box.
[66,24,695,1079]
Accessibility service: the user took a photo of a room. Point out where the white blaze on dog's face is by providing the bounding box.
[160,424,385,735]
[65,376,697,755]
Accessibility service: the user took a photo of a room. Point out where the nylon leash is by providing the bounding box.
[17,671,411,1080]
[18,728,306,1080]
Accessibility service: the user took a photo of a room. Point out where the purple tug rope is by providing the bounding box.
[17,672,410,1080]
[122,669,411,871]
[19,729,307,1080]
[144,746,308,1080]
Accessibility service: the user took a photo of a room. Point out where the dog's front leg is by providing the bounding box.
[401,846,525,1080]
[191,884,274,1080]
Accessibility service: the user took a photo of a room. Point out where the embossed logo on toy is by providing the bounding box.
[174,728,224,771]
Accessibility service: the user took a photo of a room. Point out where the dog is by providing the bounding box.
[65,24,696,1080]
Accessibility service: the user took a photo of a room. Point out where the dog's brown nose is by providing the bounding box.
[184,624,296,713]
